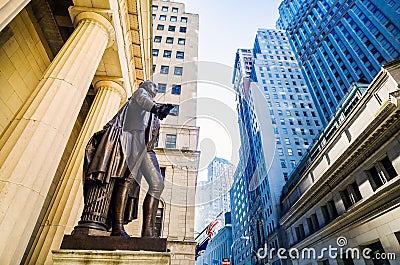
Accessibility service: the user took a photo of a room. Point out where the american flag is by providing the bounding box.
[205,219,219,241]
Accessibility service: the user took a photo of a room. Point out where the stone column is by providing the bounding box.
[0,11,115,265]
[26,80,126,265]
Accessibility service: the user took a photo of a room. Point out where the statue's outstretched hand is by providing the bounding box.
[157,104,174,120]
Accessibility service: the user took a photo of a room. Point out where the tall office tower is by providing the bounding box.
[147,1,200,264]
[230,29,323,265]
[230,48,255,265]
[277,0,400,124]
[195,157,235,234]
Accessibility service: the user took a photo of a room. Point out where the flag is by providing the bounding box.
[206,219,219,241]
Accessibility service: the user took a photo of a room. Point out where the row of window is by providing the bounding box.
[263,85,305,93]
[267,100,315,111]
[157,83,182,95]
[275,127,319,137]
[153,49,184,59]
[277,147,303,157]
[266,93,311,101]
[294,155,398,244]
[152,14,188,23]
[271,118,318,131]
[153,65,183,76]
[270,109,318,120]
[152,5,179,13]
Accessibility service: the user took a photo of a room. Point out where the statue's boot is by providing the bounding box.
[141,193,159,237]
[111,181,130,237]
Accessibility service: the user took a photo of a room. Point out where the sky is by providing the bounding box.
[176,0,283,179]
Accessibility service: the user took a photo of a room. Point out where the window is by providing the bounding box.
[307,213,319,234]
[287,149,293,156]
[321,200,338,223]
[157,83,166,93]
[170,16,177,22]
[340,182,362,210]
[152,5,158,10]
[178,38,186,45]
[278,148,284,156]
[160,65,169,74]
[181,17,188,23]
[152,14,156,20]
[171,85,181,95]
[165,134,177,148]
[152,49,159,56]
[154,36,162,42]
[166,37,174,44]
[285,138,290,145]
[297,149,302,156]
[366,156,398,190]
[172,7,179,13]
[290,160,296,167]
[159,15,166,21]
[163,50,172,58]
[283,172,288,181]
[174,67,183,75]
[180,26,187,33]
[295,224,305,241]
[157,24,164,30]
[168,25,176,32]
[161,6,168,12]
[361,241,390,265]
[280,159,287,168]
[170,105,179,116]
[276,137,281,145]
[176,51,184,59]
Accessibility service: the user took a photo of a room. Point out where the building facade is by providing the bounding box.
[230,48,257,265]
[279,60,400,265]
[196,157,235,234]
[277,0,400,124]
[0,0,152,264]
[230,28,323,265]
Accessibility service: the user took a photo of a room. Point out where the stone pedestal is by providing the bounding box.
[52,250,171,265]
[60,230,168,252]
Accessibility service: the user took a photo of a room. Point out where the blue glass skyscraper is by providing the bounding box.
[277,0,400,124]
[230,29,322,265]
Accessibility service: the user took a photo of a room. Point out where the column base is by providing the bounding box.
[53,249,171,265]
[60,231,168,252]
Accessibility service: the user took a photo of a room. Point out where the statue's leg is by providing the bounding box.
[140,151,165,237]
[110,174,131,237]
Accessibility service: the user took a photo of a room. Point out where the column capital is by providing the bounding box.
[93,79,127,102]
[68,7,115,48]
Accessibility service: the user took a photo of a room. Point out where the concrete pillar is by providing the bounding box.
[26,80,126,264]
[0,11,115,264]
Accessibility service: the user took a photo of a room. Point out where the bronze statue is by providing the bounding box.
[77,80,174,238]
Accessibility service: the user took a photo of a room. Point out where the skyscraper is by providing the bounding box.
[145,1,200,264]
[230,29,323,265]
[277,0,400,124]
[195,157,235,234]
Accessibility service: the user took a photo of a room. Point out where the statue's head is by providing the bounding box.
[139,80,158,98]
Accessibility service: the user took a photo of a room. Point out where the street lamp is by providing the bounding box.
[230,236,249,265]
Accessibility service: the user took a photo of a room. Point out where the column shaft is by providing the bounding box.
[26,82,125,265]
[0,14,112,264]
